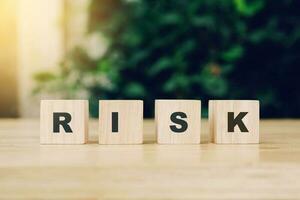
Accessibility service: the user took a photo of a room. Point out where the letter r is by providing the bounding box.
[53,112,73,133]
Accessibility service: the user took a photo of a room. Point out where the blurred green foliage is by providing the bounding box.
[34,0,300,118]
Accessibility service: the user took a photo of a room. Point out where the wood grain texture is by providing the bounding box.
[155,100,201,144]
[209,100,259,144]
[0,119,300,199]
[40,100,88,144]
[99,100,143,144]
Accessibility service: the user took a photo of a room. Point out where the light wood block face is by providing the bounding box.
[209,100,259,144]
[155,100,201,144]
[99,100,143,144]
[40,100,88,144]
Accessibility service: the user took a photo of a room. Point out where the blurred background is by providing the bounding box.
[0,0,299,118]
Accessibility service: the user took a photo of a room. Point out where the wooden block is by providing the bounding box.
[155,100,201,144]
[40,100,88,144]
[209,100,259,144]
[99,100,143,144]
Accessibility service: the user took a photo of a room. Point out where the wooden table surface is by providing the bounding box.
[0,119,300,199]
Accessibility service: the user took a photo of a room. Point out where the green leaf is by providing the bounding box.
[123,82,146,97]
[234,0,264,17]
[148,57,173,76]
[191,16,215,28]
[121,29,142,47]
[160,13,182,25]
[222,45,244,62]
[163,74,189,93]
[33,72,56,83]
[202,77,228,97]
[195,65,229,97]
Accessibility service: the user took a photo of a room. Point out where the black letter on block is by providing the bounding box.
[112,112,118,132]
[170,112,188,133]
[228,112,249,132]
[53,112,73,133]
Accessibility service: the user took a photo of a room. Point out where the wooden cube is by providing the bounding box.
[99,100,143,144]
[209,100,259,144]
[155,100,201,144]
[40,100,88,144]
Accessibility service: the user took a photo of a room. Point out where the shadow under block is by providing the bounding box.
[99,100,143,144]
[40,100,88,144]
[155,100,201,144]
[209,100,259,144]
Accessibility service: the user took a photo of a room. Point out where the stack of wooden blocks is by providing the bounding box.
[40,100,259,144]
